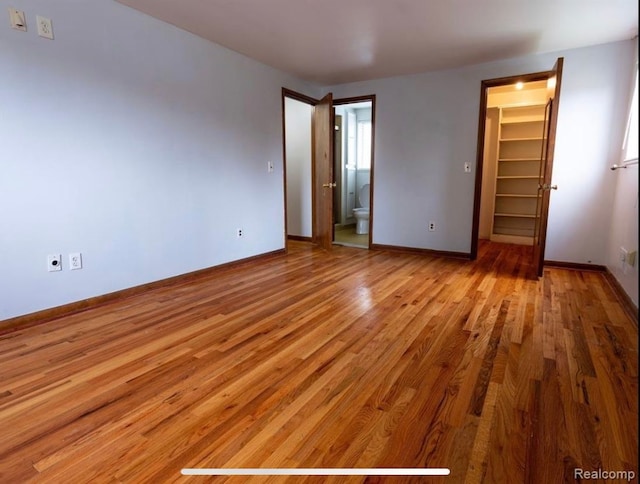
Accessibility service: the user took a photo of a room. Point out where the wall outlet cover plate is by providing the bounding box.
[9,8,27,31]
[36,15,53,39]
[47,254,62,272]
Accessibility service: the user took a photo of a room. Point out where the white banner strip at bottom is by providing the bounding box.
[181,468,450,476]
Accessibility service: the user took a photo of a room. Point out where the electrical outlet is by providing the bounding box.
[9,7,27,31]
[47,254,62,272]
[36,15,53,39]
[428,222,436,232]
[237,228,243,238]
[69,252,82,270]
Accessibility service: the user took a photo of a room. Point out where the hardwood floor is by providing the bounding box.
[0,241,637,483]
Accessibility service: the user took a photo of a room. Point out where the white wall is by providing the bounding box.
[607,164,639,306]
[487,86,548,108]
[0,0,319,320]
[2,1,635,321]
[326,41,636,261]
[547,42,634,266]
[284,98,312,237]
[606,44,638,307]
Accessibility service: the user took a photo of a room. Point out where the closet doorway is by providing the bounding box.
[471,58,563,277]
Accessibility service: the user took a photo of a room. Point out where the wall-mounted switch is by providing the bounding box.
[36,15,53,39]
[9,7,27,31]
[69,252,82,270]
[267,161,274,173]
[464,162,472,173]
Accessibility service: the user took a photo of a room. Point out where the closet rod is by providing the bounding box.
[610,159,639,170]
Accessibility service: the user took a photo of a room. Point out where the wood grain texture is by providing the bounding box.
[0,249,286,335]
[0,241,637,483]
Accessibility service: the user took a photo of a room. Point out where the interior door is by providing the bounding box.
[333,114,343,228]
[312,93,334,250]
[532,58,563,277]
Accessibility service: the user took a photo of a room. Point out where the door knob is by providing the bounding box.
[538,183,558,190]
[322,182,337,188]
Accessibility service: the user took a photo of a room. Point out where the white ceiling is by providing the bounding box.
[115,0,638,86]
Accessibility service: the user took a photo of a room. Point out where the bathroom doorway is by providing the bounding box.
[332,96,376,249]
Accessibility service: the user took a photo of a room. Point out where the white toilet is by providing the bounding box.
[353,183,370,235]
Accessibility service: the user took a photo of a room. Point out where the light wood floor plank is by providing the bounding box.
[0,241,637,483]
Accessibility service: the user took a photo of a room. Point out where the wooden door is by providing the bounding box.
[532,58,563,277]
[312,93,334,250]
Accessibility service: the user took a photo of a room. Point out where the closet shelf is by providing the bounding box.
[500,118,544,125]
[494,212,536,218]
[498,158,541,162]
[489,104,546,245]
[495,193,539,198]
[496,176,538,179]
[500,137,543,142]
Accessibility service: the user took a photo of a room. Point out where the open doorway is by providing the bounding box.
[478,81,548,245]
[333,96,376,249]
[282,89,316,249]
[282,90,376,252]
[282,89,334,251]
[471,59,563,277]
